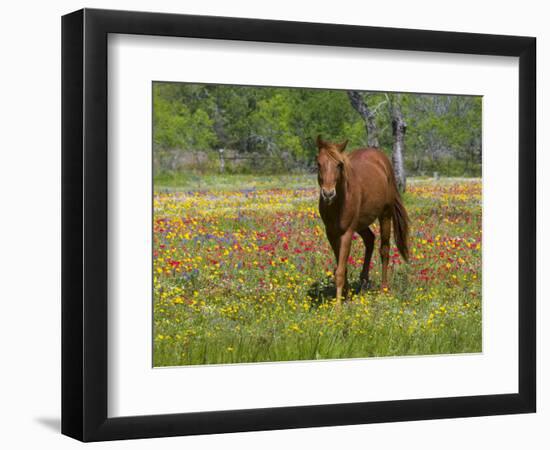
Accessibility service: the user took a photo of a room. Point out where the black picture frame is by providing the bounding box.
[62,8,536,442]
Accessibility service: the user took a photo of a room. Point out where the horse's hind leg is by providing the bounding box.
[358,227,375,291]
[379,216,392,290]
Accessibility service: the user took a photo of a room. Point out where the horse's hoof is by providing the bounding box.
[359,279,373,292]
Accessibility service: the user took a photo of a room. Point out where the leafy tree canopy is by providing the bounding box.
[153,82,482,177]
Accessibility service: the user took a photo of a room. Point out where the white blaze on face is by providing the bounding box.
[317,151,342,204]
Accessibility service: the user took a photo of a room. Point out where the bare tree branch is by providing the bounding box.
[347,91,380,148]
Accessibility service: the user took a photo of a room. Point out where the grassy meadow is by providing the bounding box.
[153,174,482,366]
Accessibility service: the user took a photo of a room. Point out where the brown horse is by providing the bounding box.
[316,135,410,300]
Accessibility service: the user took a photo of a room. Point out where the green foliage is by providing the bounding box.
[404,95,482,176]
[152,82,482,177]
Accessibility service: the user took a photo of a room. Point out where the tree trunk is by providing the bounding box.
[390,96,407,192]
[347,91,379,148]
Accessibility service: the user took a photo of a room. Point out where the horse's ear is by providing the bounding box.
[338,139,349,152]
[316,135,326,149]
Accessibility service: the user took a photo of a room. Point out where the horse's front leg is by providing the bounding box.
[326,230,340,265]
[335,230,353,301]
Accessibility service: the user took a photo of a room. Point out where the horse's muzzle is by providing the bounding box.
[321,188,336,204]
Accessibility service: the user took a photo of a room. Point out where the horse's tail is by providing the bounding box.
[392,192,410,263]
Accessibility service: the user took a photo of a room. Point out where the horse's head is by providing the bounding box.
[316,135,348,205]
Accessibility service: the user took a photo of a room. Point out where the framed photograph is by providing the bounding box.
[62,8,536,442]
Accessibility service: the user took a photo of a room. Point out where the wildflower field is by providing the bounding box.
[153,175,482,366]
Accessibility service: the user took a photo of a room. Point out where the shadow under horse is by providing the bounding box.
[307,279,364,308]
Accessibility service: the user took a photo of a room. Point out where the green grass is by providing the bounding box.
[153,175,481,366]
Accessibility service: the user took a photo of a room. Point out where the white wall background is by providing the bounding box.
[0,0,546,448]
